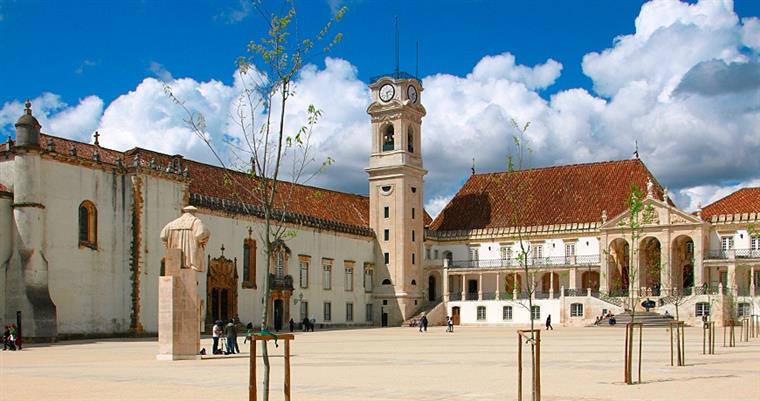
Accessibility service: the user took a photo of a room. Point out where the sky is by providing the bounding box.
[1,0,759,219]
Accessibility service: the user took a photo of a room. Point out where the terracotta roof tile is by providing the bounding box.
[40,134,124,164]
[701,187,760,221]
[429,159,666,232]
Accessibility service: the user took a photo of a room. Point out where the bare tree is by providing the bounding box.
[167,2,346,399]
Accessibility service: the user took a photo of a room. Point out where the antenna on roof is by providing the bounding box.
[395,16,400,76]
[633,140,639,159]
[415,41,419,78]
[471,158,476,175]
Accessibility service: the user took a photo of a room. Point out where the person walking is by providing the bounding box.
[212,320,222,354]
[545,314,553,330]
[309,314,316,332]
[421,315,428,332]
[447,316,454,333]
[225,320,238,354]
[288,318,295,332]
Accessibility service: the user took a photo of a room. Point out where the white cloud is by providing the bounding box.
[425,194,454,221]
[741,17,760,50]
[215,0,253,24]
[149,62,174,82]
[3,0,758,221]
[0,94,103,142]
[677,178,760,213]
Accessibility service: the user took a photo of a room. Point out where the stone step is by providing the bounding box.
[594,311,680,327]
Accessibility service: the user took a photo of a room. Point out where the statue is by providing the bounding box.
[157,205,211,360]
[646,178,654,198]
[160,206,210,272]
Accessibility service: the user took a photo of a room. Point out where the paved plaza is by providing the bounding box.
[1,326,759,401]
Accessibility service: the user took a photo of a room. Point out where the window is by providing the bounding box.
[384,229,390,241]
[78,200,97,248]
[531,305,541,320]
[412,208,415,219]
[738,303,751,317]
[344,263,354,291]
[323,302,332,321]
[721,236,734,252]
[346,302,354,322]
[384,252,389,264]
[532,244,543,262]
[365,303,373,322]
[407,127,414,152]
[299,256,309,289]
[477,306,487,321]
[322,259,333,290]
[500,245,512,260]
[382,278,392,285]
[565,243,576,264]
[751,236,760,257]
[412,253,415,265]
[412,230,415,242]
[274,251,285,279]
[469,247,479,267]
[434,250,439,259]
[382,124,394,151]
[243,239,257,288]
[695,302,710,317]
[364,263,374,291]
[384,207,389,218]
[300,301,309,321]
[425,248,431,260]
[503,306,513,321]
[570,303,584,317]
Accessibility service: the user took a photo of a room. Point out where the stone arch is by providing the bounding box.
[581,271,600,290]
[78,200,97,248]
[505,273,522,294]
[382,123,394,151]
[608,238,630,293]
[541,272,559,293]
[671,235,694,290]
[407,126,414,153]
[427,272,440,302]
[639,236,661,295]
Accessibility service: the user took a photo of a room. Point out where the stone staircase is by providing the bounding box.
[597,311,677,327]
[403,300,445,327]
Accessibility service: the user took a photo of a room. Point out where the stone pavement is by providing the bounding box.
[1,326,759,401]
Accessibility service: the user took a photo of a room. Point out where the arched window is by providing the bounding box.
[242,238,256,289]
[381,278,392,285]
[407,126,414,153]
[78,200,97,249]
[382,124,394,151]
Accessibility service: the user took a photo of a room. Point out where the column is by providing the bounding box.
[660,235,671,295]
[569,268,577,290]
[512,272,518,300]
[495,271,501,300]
[478,273,483,300]
[693,232,704,287]
[728,263,737,295]
[443,266,450,302]
[600,237,609,293]
[461,274,466,301]
[549,271,555,299]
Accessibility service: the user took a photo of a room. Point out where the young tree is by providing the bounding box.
[167,2,346,399]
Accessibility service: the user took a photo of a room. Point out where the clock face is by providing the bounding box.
[407,85,418,103]
[379,84,395,102]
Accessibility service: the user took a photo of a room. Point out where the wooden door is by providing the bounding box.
[451,306,461,325]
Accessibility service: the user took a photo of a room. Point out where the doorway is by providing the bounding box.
[428,275,437,301]
[451,306,461,325]
[381,310,388,327]
[206,255,238,326]
[467,279,478,299]
[273,300,284,331]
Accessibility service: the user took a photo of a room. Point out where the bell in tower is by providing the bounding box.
[365,72,427,326]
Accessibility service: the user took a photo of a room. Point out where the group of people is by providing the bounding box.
[594,312,616,326]
[3,323,20,351]
[301,315,317,332]
[210,319,240,355]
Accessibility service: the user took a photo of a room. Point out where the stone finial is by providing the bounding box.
[93,131,100,147]
[602,209,608,224]
[93,150,101,163]
[6,136,14,151]
[663,187,669,202]
[149,158,156,169]
[646,178,654,198]
[697,202,702,218]
[165,164,172,173]
[116,157,123,168]
[182,166,189,177]
[69,144,77,156]
[15,99,42,147]
[46,138,55,152]
[24,99,32,114]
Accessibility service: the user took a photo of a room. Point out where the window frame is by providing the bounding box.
[502,305,513,321]
[531,305,541,320]
[476,306,487,321]
[242,238,257,289]
[344,262,354,292]
[322,259,333,290]
[323,301,332,322]
[78,200,97,249]
[570,303,584,317]
[695,302,710,317]
[298,256,310,289]
[346,302,354,322]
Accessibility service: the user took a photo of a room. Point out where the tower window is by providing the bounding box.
[412,230,415,242]
[384,207,389,218]
[384,252,389,264]
[243,238,257,288]
[407,127,414,153]
[78,200,97,249]
[382,124,394,151]
[384,229,389,241]
[412,208,415,219]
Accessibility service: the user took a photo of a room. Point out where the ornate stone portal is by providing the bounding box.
[157,206,210,360]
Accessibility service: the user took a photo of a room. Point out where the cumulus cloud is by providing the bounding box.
[148,62,174,82]
[3,0,758,219]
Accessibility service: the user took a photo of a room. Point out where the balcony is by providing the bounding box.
[449,254,600,270]
[268,273,294,291]
[705,248,760,260]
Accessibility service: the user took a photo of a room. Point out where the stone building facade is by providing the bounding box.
[1,77,758,339]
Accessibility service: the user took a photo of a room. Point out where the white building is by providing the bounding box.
[1,75,759,340]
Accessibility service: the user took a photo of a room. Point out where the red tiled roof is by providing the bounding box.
[0,183,8,192]
[41,134,124,164]
[701,187,760,221]
[429,159,666,232]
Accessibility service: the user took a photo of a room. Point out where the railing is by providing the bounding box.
[465,293,478,301]
[482,292,497,300]
[609,289,630,297]
[534,291,551,299]
[449,293,462,301]
[451,254,601,269]
[706,249,760,260]
[694,285,720,295]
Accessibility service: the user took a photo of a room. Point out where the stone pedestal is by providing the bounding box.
[157,248,201,360]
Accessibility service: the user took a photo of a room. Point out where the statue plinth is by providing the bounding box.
[157,248,201,360]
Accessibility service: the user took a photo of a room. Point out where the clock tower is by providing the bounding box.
[366,74,426,325]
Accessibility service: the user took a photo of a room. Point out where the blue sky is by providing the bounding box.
[1,0,759,217]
